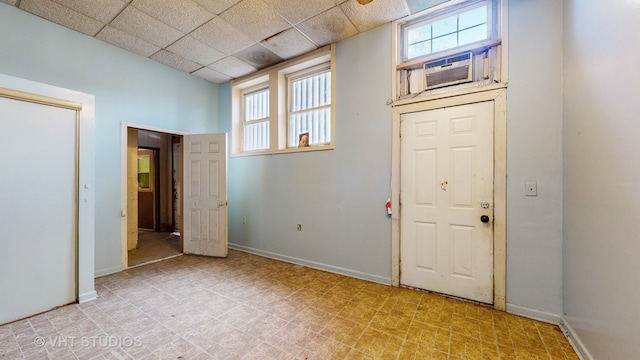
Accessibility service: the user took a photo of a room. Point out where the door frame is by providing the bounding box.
[0,73,96,305]
[120,122,187,270]
[137,147,161,231]
[391,88,507,310]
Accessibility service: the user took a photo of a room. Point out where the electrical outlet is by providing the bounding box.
[525,182,537,196]
[297,224,302,231]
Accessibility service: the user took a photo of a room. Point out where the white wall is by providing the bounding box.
[563,0,640,358]
[0,3,220,277]
[505,0,564,320]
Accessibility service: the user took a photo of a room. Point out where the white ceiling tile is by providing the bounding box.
[167,36,225,66]
[234,43,282,69]
[51,0,127,23]
[131,0,213,33]
[96,25,160,57]
[341,0,410,32]
[150,50,202,73]
[20,0,103,36]
[220,0,290,41]
[261,28,316,59]
[296,6,358,46]
[110,6,184,47]
[190,17,255,55]
[191,0,241,15]
[192,67,232,83]
[262,0,334,25]
[208,56,256,78]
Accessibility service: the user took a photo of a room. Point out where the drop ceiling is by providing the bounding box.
[1,0,446,83]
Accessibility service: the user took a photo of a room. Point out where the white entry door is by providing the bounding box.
[400,101,494,303]
[183,133,228,257]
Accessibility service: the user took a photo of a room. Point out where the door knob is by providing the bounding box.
[480,215,490,223]
[218,201,228,207]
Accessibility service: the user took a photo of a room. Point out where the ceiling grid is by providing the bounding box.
[2,0,438,83]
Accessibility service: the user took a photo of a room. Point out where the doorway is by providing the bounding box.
[391,89,507,310]
[121,124,230,270]
[126,128,182,267]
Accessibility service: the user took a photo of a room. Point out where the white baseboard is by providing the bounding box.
[78,290,98,303]
[560,317,593,360]
[506,303,562,324]
[94,265,123,278]
[229,243,392,285]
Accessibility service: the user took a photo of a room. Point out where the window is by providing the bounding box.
[231,46,334,156]
[287,65,331,148]
[242,87,269,151]
[405,3,488,61]
[395,0,503,99]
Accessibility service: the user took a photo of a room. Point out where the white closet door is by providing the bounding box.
[0,96,77,324]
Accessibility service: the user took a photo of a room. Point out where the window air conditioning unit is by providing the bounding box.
[424,52,473,90]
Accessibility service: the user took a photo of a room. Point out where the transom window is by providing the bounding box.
[405,2,488,61]
[395,0,502,99]
[288,66,331,148]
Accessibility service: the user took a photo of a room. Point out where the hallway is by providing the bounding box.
[127,231,180,267]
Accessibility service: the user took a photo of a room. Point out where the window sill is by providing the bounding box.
[231,144,335,157]
[391,81,507,107]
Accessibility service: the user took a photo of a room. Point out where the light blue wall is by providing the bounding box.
[226,25,394,283]
[0,3,220,276]
[221,2,566,318]
[505,0,564,320]
[1,1,569,323]
[563,0,640,358]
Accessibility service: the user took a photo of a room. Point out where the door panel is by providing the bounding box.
[400,101,494,304]
[183,134,227,257]
[0,97,77,324]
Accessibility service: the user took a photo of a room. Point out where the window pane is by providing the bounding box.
[403,1,492,60]
[407,24,431,45]
[244,121,269,151]
[459,5,487,29]
[432,15,457,38]
[288,108,331,147]
[289,68,331,148]
[243,87,269,151]
[408,40,432,58]
[432,33,457,52]
[244,89,269,122]
[291,71,330,112]
[459,24,487,45]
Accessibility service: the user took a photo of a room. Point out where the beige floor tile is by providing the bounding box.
[0,250,580,360]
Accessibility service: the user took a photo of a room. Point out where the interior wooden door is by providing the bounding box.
[137,149,155,230]
[182,133,228,257]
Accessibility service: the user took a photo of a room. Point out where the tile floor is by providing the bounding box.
[0,250,579,359]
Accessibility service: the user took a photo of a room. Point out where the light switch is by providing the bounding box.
[525,182,537,196]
